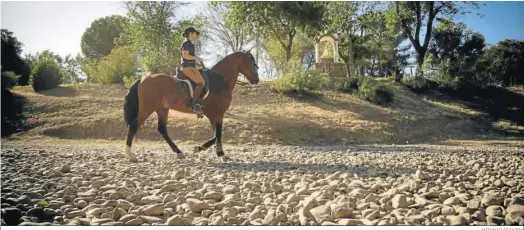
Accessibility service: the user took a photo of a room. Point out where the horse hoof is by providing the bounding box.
[177,152,186,159]
[220,155,231,162]
[128,156,138,163]
[193,146,202,153]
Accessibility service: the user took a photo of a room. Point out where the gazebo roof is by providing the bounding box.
[315,34,339,43]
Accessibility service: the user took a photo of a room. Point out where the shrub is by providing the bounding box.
[333,77,360,93]
[2,71,20,90]
[402,77,439,93]
[273,70,328,94]
[123,75,141,88]
[358,78,394,106]
[90,46,137,84]
[30,51,64,91]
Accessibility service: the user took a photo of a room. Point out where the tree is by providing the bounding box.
[122,1,201,74]
[61,54,82,84]
[2,71,19,90]
[323,2,381,77]
[1,29,31,86]
[205,2,251,57]
[479,40,524,86]
[427,19,486,87]
[81,15,128,60]
[31,50,64,91]
[386,1,480,76]
[225,2,325,69]
[89,46,138,84]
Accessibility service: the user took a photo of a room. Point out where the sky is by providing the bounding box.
[2,1,524,67]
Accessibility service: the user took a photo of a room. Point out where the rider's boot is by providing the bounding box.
[190,83,204,115]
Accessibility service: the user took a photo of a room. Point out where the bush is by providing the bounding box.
[358,78,394,106]
[402,77,439,93]
[30,51,64,91]
[90,46,137,84]
[31,60,63,91]
[123,75,141,88]
[333,77,360,93]
[273,70,328,94]
[2,71,20,90]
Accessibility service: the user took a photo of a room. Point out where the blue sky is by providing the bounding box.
[460,1,524,45]
[1,1,524,66]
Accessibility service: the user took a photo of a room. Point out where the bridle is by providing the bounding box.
[200,54,258,86]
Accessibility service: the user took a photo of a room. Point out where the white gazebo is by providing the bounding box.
[315,34,340,63]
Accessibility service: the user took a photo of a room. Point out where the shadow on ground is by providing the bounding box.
[38,86,78,97]
[206,144,468,176]
[1,90,30,137]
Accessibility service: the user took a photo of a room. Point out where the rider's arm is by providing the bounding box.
[182,50,198,60]
[182,42,200,61]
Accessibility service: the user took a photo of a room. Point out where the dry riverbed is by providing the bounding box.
[1,142,523,226]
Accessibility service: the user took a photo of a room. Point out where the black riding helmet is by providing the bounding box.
[183,27,200,37]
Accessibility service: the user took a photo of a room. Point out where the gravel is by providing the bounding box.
[1,143,523,226]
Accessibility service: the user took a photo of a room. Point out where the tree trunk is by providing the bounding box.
[347,37,353,77]
[416,49,426,78]
[255,36,260,65]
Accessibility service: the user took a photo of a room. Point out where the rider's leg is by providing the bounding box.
[182,67,205,110]
[191,68,205,106]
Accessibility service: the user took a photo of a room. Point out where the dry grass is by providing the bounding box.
[5,80,518,146]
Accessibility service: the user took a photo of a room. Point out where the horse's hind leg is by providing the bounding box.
[156,108,185,159]
[126,101,155,162]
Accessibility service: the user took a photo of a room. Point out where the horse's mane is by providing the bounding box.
[207,52,252,93]
[210,52,242,70]
[206,53,240,94]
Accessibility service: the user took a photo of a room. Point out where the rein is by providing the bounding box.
[200,62,251,87]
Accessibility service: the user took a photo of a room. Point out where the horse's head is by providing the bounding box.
[238,50,259,85]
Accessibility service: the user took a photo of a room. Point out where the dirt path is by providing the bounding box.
[1,142,523,226]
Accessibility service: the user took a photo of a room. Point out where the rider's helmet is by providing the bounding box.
[183,27,200,38]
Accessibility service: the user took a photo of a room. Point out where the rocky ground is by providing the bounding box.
[1,143,523,226]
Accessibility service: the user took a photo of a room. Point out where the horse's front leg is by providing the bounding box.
[193,137,216,153]
[214,121,231,162]
[193,117,217,153]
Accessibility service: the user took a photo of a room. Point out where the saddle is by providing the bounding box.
[173,67,210,101]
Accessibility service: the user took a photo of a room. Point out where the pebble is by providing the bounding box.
[2,143,523,227]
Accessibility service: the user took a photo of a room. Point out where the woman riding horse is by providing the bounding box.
[123,30,259,162]
[180,27,205,115]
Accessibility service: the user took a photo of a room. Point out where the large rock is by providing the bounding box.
[186,198,211,213]
[482,195,504,207]
[331,205,353,219]
[391,194,408,209]
[144,204,163,216]
[486,205,505,217]
[204,191,223,201]
[2,208,22,225]
[446,215,467,226]
[66,210,86,219]
[467,199,481,210]
[112,208,127,221]
[310,205,331,220]
[505,204,524,225]
[141,195,162,204]
[166,215,184,226]
[223,185,240,194]
[487,216,505,225]
[443,197,461,206]
[87,208,108,217]
[298,207,318,226]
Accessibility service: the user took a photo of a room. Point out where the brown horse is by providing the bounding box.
[123,51,259,162]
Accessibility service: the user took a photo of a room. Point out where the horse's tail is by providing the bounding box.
[124,79,140,126]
